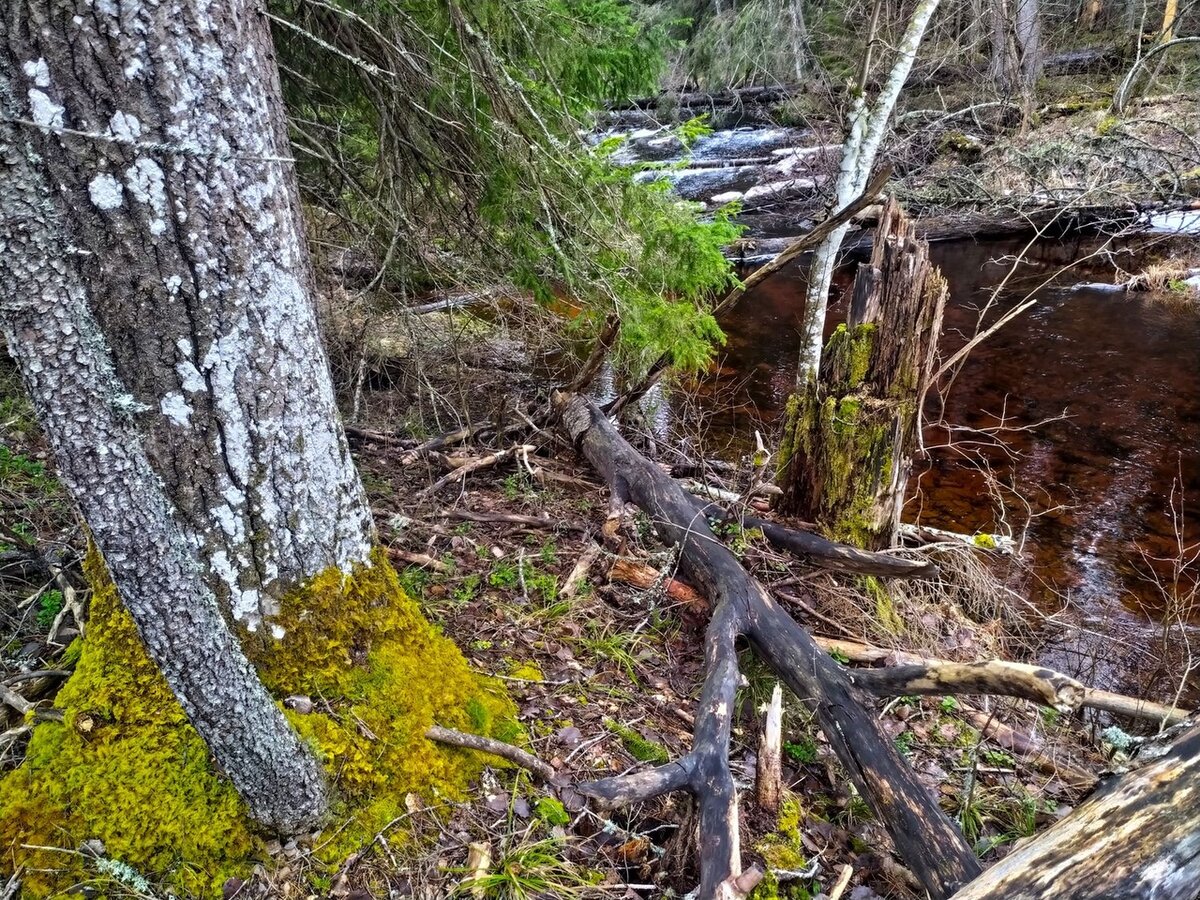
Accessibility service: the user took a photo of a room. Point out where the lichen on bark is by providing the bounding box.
[0,547,518,897]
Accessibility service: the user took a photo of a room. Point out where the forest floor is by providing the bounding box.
[0,345,1133,900]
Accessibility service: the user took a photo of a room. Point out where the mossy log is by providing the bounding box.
[555,391,980,900]
[777,198,947,549]
[950,720,1200,899]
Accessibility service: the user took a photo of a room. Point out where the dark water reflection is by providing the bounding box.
[690,236,1200,700]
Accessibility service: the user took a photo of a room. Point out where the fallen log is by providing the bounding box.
[814,637,1191,725]
[556,392,981,899]
[699,503,937,578]
[950,720,1200,899]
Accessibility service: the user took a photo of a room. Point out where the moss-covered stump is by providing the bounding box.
[0,547,517,897]
[775,198,947,552]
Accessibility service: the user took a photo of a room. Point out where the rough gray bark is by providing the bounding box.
[0,0,376,831]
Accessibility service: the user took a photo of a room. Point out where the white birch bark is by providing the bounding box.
[0,0,377,830]
[795,0,942,383]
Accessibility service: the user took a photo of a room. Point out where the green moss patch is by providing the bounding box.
[0,546,517,896]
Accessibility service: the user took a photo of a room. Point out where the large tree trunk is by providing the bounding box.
[777,199,946,548]
[0,0,375,830]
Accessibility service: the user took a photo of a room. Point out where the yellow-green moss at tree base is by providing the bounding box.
[0,546,518,898]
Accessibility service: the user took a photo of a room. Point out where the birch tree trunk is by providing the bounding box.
[0,0,375,831]
[794,0,941,385]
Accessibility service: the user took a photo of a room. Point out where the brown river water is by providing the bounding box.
[678,235,1200,702]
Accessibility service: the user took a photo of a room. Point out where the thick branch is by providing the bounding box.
[699,503,937,578]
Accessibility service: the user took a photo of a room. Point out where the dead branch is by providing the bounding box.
[814,637,1191,725]
[608,558,709,609]
[701,503,938,578]
[425,725,555,782]
[416,445,536,499]
[386,548,450,573]
[444,507,588,533]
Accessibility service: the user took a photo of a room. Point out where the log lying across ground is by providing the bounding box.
[698,503,937,578]
[950,719,1200,900]
[555,392,981,899]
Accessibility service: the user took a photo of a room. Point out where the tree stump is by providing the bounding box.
[776,197,947,551]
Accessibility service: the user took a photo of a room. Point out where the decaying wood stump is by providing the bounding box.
[776,198,947,549]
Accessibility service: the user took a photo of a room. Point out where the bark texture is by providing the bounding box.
[951,722,1200,899]
[778,199,947,548]
[0,0,376,830]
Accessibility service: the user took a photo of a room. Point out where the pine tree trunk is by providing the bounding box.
[777,199,946,550]
[0,0,375,831]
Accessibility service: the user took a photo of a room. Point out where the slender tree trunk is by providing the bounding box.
[1015,0,1043,86]
[795,0,941,385]
[0,0,376,831]
[1159,0,1179,40]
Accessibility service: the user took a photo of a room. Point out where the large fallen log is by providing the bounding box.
[950,720,1200,899]
[556,392,981,899]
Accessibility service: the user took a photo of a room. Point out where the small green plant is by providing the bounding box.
[939,696,959,713]
[581,626,644,682]
[828,647,850,665]
[783,738,818,765]
[538,539,558,566]
[36,590,64,630]
[489,562,519,589]
[397,566,431,597]
[982,749,1016,768]
[450,838,596,899]
[453,575,482,604]
[502,474,522,501]
[894,730,916,757]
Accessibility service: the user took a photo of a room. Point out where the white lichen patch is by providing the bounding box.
[159,391,192,426]
[27,88,64,129]
[88,173,124,210]
[125,157,168,235]
[22,58,50,87]
[109,110,141,141]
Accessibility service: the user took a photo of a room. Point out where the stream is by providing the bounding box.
[686,236,1200,702]
[607,124,1200,703]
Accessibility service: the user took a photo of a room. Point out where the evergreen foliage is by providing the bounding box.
[272,0,739,378]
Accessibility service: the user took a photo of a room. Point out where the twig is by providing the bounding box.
[416,444,536,499]
[386,548,450,573]
[425,724,556,781]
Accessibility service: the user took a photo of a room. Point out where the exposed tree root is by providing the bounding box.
[555,391,981,899]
